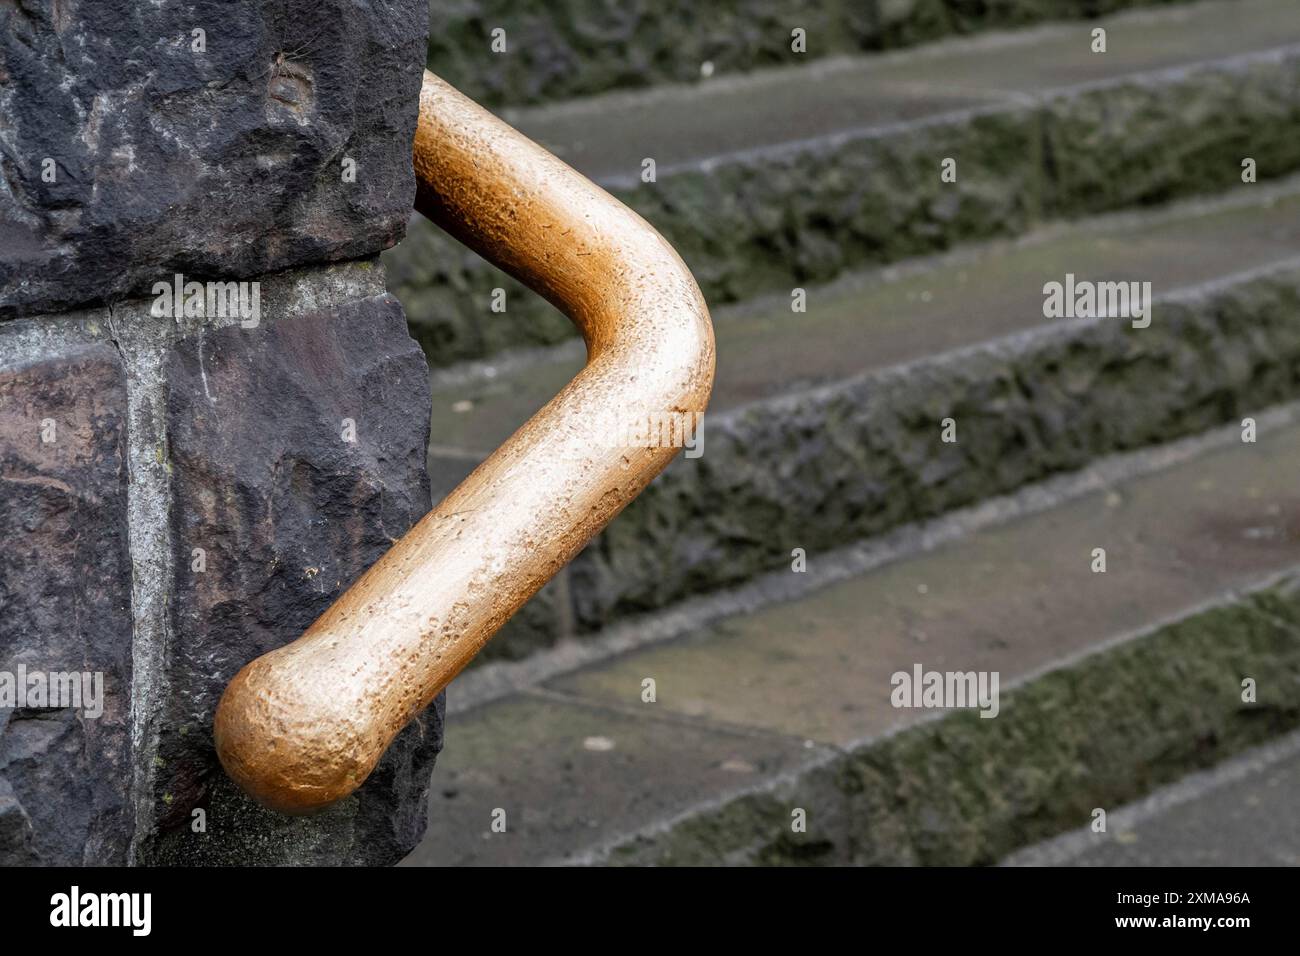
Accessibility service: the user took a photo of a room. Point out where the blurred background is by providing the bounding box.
[391,0,1300,865]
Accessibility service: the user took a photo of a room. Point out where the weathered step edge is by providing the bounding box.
[1001,726,1300,866]
[449,398,1300,715]
[391,46,1300,364]
[480,263,1300,661]
[427,0,1203,108]
[590,568,1300,865]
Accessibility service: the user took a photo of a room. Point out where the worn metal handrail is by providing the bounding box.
[213,71,715,813]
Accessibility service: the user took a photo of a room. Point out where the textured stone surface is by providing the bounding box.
[607,576,1300,865]
[425,185,1300,460]
[1,0,439,867]
[426,0,1188,107]
[569,272,1300,634]
[558,418,1300,743]
[142,288,441,865]
[392,8,1300,365]
[2,266,444,866]
[1052,743,1300,866]
[411,417,1300,865]
[510,1,1299,186]
[424,186,1300,658]
[403,694,815,867]
[0,324,134,865]
[0,0,428,319]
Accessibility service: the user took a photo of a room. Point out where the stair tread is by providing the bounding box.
[505,0,1300,185]
[428,184,1300,462]
[407,413,1300,865]
[402,692,819,868]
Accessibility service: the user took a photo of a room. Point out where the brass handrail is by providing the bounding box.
[213,71,715,813]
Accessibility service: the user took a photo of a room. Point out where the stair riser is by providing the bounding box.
[480,271,1300,659]
[603,573,1300,865]
[393,50,1300,365]
[429,0,1198,108]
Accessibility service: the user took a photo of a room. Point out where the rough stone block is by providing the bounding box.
[145,286,441,865]
[0,0,428,319]
[0,324,134,865]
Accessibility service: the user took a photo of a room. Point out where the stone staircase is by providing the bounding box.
[425,0,1199,108]
[394,0,1300,365]
[394,0,1300,865]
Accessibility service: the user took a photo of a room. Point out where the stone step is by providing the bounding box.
[427,0,1205,108]
[1002,729,1300,866]
[390,0,1300,365]
[404,410,1300,866]
[428,183,1300,661]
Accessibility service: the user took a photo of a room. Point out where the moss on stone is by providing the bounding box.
[607,577,1300,864]
[391,53,1300,367]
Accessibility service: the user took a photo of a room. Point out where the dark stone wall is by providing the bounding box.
[0,264,444,866]
[0,329,134,865]
[0,2,441,865]
[0,0,428,319]
[148,284,441,866]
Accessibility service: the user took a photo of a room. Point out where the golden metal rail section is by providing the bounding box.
[214,71,716,813]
